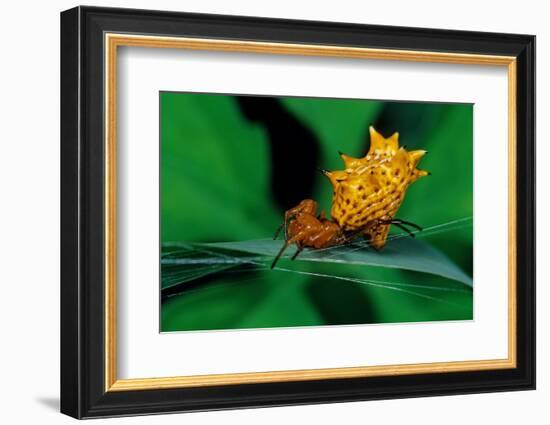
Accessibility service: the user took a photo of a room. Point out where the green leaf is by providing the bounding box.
[161,93,280,242]
[163,236,472,287]
[161,244,321,331]
[160,94,473,331]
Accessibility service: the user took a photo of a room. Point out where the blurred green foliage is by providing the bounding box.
[160,92,473,332]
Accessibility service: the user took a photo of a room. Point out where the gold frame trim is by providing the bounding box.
[104,33,518,392]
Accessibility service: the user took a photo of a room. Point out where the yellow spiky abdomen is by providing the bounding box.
[325,126,429,249]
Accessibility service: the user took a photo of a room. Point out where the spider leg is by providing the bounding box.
[380,218,423,237]
[391,218,423,232]
[284,214,298,240]
[274,214,297,240]
[291,246,304,261]
[379,218,423,237]
[272,229,307,268]
[273,223,284,240]
[271,241,290,269]
[391,222,416,238]
[343,228,364,245]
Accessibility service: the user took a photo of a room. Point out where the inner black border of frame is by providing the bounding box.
[60,6,535,419]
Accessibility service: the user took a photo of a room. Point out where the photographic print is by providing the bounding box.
[61,8,535,417]
[160,92,474,332]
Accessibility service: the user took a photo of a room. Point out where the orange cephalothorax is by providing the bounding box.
[271,199,346,268]
[323,126,429,249]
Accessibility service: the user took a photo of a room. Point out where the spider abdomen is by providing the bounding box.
[324,126,429,248]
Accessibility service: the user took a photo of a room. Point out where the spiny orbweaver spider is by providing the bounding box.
[271,126,429,269]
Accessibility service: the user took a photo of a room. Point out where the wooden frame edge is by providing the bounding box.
[104,33,518,392]
[108,358,516,391]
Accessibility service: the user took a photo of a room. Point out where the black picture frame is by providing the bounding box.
[61,5,535,419]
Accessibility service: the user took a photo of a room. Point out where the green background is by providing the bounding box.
[160,92,473,332]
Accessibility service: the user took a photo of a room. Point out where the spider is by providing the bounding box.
[271,199,422,268]
[270,127,428,269]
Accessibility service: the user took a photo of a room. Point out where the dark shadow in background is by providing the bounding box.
[372,102,447,148]
[236,96,320,211]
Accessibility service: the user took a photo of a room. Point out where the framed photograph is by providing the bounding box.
[60,6,535,419]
